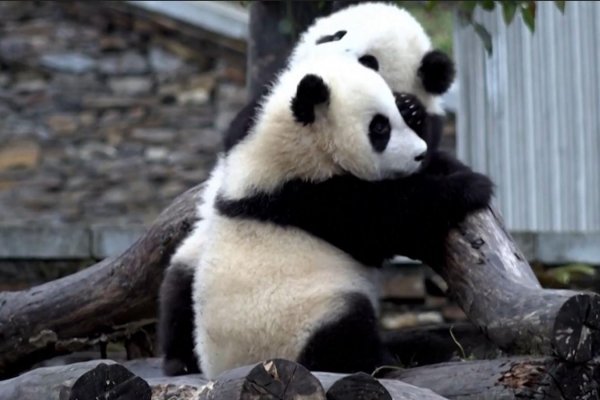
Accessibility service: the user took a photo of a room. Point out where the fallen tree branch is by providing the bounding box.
[438,206,600,363]
[0,186,203,377]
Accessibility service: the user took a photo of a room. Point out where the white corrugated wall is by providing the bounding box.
[454,1,600,233]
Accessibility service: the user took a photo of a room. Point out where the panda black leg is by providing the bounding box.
[297,293,393,374]
[158,262,201,376]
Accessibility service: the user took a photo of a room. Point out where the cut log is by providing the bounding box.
[438,206,600,363]
[67,363,151,400]
[386,356,600,400]
[207,358,325,400]
[0,185,204,378]
[324,372,391,400]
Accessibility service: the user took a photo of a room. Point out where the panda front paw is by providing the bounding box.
[444,171,494,218]
[394,92,426,137]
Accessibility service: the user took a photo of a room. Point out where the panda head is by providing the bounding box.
[290,2,455,115]
[223,55,427,197]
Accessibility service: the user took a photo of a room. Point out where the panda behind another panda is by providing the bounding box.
[226,2,455,152]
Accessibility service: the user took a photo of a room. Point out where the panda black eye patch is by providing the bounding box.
[358,55,379,71]
[315,30,347,45]
[368,114,391,153]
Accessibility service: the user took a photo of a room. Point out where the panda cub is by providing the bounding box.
[194,54,427,379]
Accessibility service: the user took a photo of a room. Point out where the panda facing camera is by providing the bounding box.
[194,55,428,378]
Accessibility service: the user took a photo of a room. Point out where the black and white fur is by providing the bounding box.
[194,56,427,379]
[158,3,487,376]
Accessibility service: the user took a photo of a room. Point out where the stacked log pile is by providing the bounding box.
[2,357,599,400]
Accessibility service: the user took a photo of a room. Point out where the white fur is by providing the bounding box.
[193,215,380,379]
[290,2,444,114]
[169,157,226,269]
[222,55,426,199]
[193,55,423,378]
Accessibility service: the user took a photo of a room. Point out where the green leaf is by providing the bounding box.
[457,1,477,27]
[480,0,496,11]
[473,21,493,55]
[502,2,518,25]
[520,2,536,33]
[460,1,478,21]
[424,0,437,12]
[555,0,566,13]
[547,264,596,285]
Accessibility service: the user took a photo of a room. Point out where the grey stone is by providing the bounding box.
[0,225,90,259]
[149,47,184,74]
[91,225,145,258]
[98,52,149,75]
[131,128,177,144]
[40,53,96,74]
[12,79,46,93]
[108,76,153,96]
[0,36,32,62]
[144,146,169,162]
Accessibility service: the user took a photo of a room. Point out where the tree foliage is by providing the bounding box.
[433,1,566,54]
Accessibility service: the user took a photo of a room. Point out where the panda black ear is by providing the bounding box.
[418,49,456,95]
[291,74,330,125]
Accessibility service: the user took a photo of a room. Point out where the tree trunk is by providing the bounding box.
[246,1,334,99]
[438,206,600,363]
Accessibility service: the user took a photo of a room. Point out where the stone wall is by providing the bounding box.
[0,1,246,227]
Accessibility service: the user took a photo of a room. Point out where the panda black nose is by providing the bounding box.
[414,151,427,162]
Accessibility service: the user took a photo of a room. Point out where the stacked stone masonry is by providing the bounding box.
[0,1,247,226]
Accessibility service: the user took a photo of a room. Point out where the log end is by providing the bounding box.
[553,293,600,363]
[326,372,391,400]
[67,363,151,400]
[213,358,326,399]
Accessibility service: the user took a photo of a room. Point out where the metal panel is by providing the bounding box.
[455,1,600,233]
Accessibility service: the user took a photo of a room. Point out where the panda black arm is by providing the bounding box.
[215,168,493,267]
[377,167,494,264]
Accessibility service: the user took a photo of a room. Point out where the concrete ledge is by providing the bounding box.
[512,232,600,264]
[536,233,600,264]
[0,225,145,260]
[0,226,91,259]
[0,225,598,264]
[91,225,146,259]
